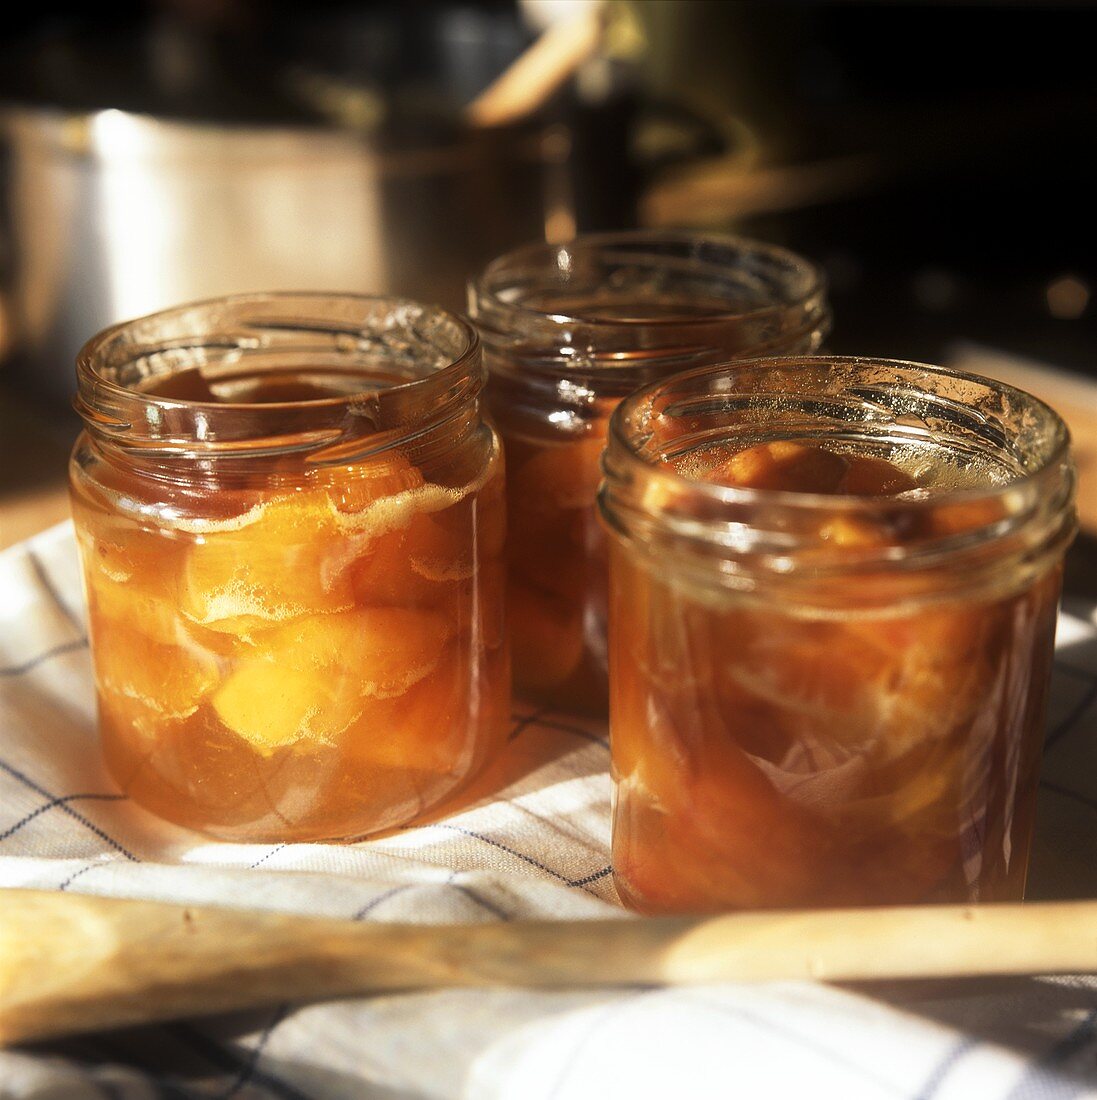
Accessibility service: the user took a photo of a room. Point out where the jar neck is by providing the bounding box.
[74,294,484,477]
[469,232,830,405]
[599,357,1076,609]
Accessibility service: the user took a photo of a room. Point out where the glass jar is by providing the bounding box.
[600,356,1076,913]
[70,294,508,843]
[469,232,830,714]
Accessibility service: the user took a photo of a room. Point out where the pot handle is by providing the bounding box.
[632,97,758,178]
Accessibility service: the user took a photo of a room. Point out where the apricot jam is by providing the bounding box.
[70,295,507,842]
[600,357,1076,913]
[469,233,829,714]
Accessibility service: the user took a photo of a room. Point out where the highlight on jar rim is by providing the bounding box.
[69,293,509,843]
[600,355,1076,914]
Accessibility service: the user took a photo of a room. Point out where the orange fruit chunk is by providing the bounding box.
[80,516,181,587]
[508,582,585,693]
[712,441,849,493]
[77,518,190,642]
[212,662,362,755]
[618,700,828,909]
[349,505,473,608]
[928,496,1007,537]
[181,490,353,633]
[510,434,608,515]
[181,457,436,635]
[265,606,451,693]
[343,647,468,775]
[92,622,218,719]
[212,607,452,753]
[709,441,918,496]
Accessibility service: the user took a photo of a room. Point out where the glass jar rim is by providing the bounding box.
[607,355,1072,510]
[468,230,828,333]
[74,292,482,454]
[600,355,1076,604]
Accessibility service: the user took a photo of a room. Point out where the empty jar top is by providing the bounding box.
[468,232,830,391]
[600,356,1076,608]
[74,293,482,460]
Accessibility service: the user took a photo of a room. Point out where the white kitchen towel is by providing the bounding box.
[3,521,1097,1100]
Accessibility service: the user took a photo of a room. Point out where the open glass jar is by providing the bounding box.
[70,294,508,842]
[600,356,1075,913]
[469,232,829,714]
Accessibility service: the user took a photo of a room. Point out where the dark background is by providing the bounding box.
[2,0,1095,374]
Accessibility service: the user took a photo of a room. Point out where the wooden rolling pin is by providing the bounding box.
[3,890,1097,1046]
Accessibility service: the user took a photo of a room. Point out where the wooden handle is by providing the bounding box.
[4,890,1097,1046]
[464,5,605,129]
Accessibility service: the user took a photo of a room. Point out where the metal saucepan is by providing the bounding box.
[0,7,586,403]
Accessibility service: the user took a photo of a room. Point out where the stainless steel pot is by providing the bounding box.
[0,104,559,403]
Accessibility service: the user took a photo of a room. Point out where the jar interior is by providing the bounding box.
[75,294,482,455]
[599,357,1075,611]
[632,359,1066,494]
[89,295,473,402]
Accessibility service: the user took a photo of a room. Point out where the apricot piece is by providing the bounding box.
[510,435,608,516]
[508,582,585,693]
[92,622,218,718]
[732,613,979,760]
[509,510,589,599]
[617,699,828,910]
[711,441,849,493]
[86,574,182,651]
[710,442,919,498]
[854,602,985,661]
[929,495,1008,537]
[211,605,454,755]
[711,600,990,765]
[476,460,507,559]
[342,647,469,776]
[310,644,505,835]
[107,699,342,834]
[349,532,429,607]
[506,437,600,599]
[80,518,181,587]
[407,510,474,583]
[206,606,451,752]
[841,455,918,495]
[212,662,362,754]
[264,606,452,697]
[818,515,894,550]
[318,453,425,515]
[722,615,894,734]
[181,490,353,633]
[77,519,184,633]
[349,506,473,608]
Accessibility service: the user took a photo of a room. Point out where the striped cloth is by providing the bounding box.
[3,522,1097,1100]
